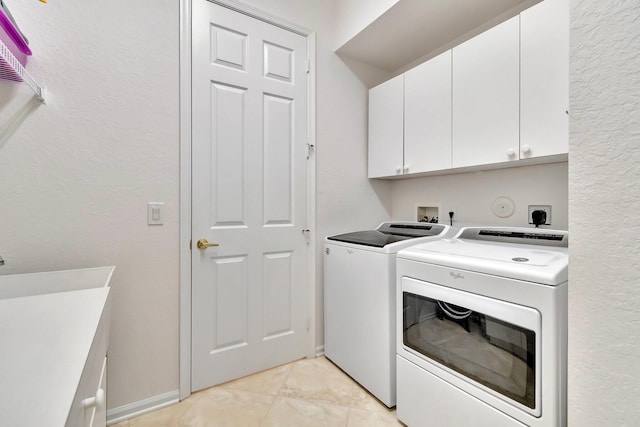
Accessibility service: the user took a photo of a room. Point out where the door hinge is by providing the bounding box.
[302,229,311,245]
[306,143,315,159]
[189,240,192,250]
[306,59,310,74]
[306,316,311,331]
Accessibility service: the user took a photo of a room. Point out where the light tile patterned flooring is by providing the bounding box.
[112,356,404,427]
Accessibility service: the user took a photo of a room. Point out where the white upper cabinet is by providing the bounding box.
[368,74,404,178]
[520,0,569,158]
[404,50,452,173]
[452,15,520,168]
[368,51,452,178]
[367,1,569,179]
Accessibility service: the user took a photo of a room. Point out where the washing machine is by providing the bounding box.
[323,221,455,407]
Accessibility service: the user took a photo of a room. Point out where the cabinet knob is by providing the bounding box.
[521,145,531,154]
[396,166,402,174]
[81,388,105,409]
[403,165,409,173]
[506,148,516,157]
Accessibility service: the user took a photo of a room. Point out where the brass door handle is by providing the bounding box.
[196,238,219,250]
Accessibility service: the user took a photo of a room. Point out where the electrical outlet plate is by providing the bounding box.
[528,205,551,225]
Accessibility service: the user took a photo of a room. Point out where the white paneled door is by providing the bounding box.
[191,0,310,392]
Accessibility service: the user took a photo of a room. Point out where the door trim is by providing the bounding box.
[179,0,317,401]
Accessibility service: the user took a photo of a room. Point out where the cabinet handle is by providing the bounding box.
[81,388,105,409]
[506,148,516,157]
[521,145,531,154]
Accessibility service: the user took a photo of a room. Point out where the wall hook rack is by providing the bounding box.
[0,38,46,102]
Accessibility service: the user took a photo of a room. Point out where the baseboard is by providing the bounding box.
[315,344,324,358]
[106,389,180,425]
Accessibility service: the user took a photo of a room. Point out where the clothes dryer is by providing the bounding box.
[396,227,568,427]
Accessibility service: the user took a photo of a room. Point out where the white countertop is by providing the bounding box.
[0,287,110,427]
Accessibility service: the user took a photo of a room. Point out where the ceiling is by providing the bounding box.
[336,0,542,72]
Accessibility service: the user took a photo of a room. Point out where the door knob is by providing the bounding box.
[196,238,219,250]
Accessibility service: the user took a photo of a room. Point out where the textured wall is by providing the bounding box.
[0,0,180,409]
[569,1,640,425]
[332,0,400,50]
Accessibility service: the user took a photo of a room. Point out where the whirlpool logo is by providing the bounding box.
[449,271,464,280]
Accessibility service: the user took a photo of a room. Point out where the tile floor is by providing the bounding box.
[112,356,404,427]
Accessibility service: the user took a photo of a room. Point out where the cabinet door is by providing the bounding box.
[452,16,520,168]
[368,74,404,178]
[520,0,569,158]
[404,50,452,173]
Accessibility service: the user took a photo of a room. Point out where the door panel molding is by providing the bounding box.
[179,0,316,401]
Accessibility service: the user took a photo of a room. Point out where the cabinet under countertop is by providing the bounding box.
[0,287,111,427]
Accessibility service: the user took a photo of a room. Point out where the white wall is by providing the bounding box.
[391,162,568,229]
[0,0,179,409]
[332,0,400,50]
[568,1,640,424]
[0,0,393,410]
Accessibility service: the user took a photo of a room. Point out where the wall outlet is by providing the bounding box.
[528,205,551,226]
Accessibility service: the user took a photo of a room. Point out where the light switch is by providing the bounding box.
[147,202,164,225]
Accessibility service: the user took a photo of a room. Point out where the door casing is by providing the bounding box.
[178,0,317,400]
